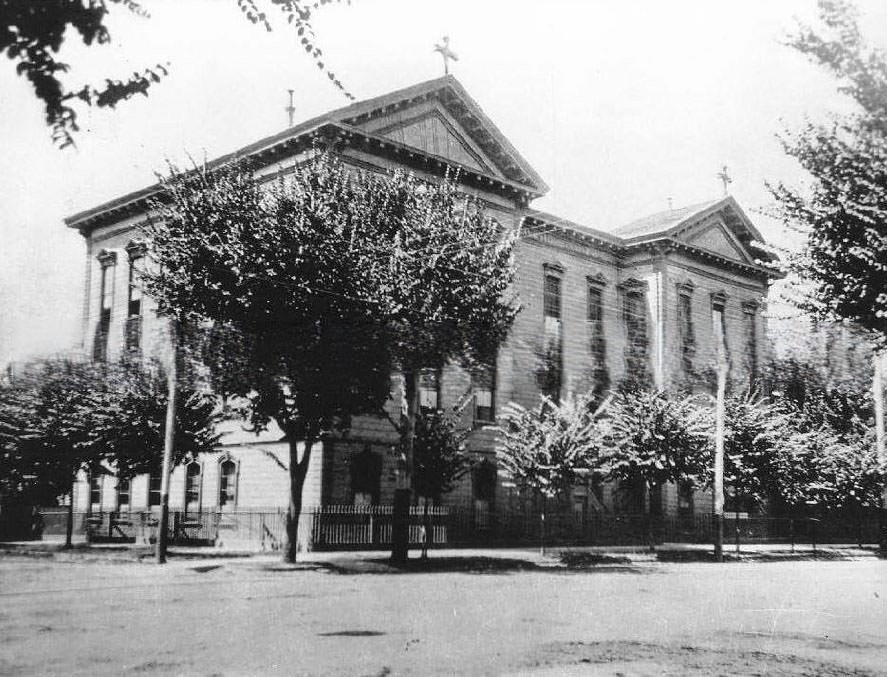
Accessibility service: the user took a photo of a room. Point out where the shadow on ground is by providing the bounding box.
[0,542,255,563]
[655,548,857,563]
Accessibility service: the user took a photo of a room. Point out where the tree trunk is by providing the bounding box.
[391,369,419,563]
[64,484,74,549]
[285,439,313,564]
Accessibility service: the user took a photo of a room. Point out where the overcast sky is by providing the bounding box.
[2,0,887,366]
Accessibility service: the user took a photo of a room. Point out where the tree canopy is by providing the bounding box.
[496,393,604,501]
[0,357,219,507]
[599,389,711,499]
[769,0,887,345]
[2,0,351,148]
[141,153,520,560]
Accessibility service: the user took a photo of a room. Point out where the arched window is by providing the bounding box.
[219,458,238,509]
[184,462,202,514]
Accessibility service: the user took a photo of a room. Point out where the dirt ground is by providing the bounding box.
[1,549,886,676]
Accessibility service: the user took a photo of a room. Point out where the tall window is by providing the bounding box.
[418,369,440,411]
[677,283,696,376]
[678,481,694,517]
[350,447,381,506]
[95,251,116,361]
[711,293,729,364]
[89,475,102,512]
[622,281,649,384]
[125,244,145,352]
[472,367,495,422]
[148,466,162,507]
[587,278,609,397]
[473,460,497,529]
[184,462,202,514]
[541,269,563,402]
[117,477,130,511]
[743,302,758,381]
[219,458,238,508]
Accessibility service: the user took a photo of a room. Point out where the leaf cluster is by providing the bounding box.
[143,154,518,446]
[0,357,220,506]
[2,0,350,148]
[495,392,604,499]
[769,0,887,344]
[410,403,473,502]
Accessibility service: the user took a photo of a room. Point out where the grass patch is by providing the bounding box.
[559,551,632,567]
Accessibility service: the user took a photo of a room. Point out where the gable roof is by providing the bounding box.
[613,199,724,239]
[66,76,547,232]
[612,195,778,263]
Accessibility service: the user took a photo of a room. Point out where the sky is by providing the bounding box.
[2,0,887,367]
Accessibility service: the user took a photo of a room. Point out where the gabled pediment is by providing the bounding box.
[613,196,778,267]
[332,75,547,193]
[356,101,502,177]
[681,218,751,263]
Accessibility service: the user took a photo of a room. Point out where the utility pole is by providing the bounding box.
[713,358,727,562]
[874,350,886,550]
[156,320,178,564]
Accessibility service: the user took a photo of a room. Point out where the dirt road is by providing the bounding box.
[1,553,885,675]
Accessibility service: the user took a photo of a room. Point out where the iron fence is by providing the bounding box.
[21,506,886,552]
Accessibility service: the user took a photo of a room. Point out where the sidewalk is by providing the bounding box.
[1,538,881,571]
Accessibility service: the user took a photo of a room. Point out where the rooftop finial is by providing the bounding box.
[433,36,458,76]
[286,89,296,128]
[717,165,732,196]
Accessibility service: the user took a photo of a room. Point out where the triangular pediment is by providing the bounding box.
[331,76,547,193]
[355,102,502,176]
[681,217,752,263]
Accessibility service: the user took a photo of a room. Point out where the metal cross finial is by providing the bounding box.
[433,36,458,75]
[286,89,296,128]
[717,165,732,196]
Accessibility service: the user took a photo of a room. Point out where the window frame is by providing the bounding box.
[677,281,696,375]
[116,476,130,511]
[418,368,442,412]
[541,264,564,403]
[586,275,609,395]
[148,466,162,507]
[472,366,496,423]
[218,456,239,510]
[184,461,203,514]
[95,250,117,361]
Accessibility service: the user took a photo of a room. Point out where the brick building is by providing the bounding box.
[64,76,779,543]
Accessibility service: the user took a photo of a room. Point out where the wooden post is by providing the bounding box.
[156,321,178,564]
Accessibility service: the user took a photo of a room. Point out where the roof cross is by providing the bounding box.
[434,36,458,75]
[717,165,732,196]
[285,89,296,128]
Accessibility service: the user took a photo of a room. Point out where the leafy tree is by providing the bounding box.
[411,405,472,505]
[142,157,394,562]
[722,391,793,512]
[0,357,221,544]
[496,392,604,506]
[0,358,108,546]
[93,358,221,479]
[768,0,887,344]
[366,169,519,561]
[2,0,351,148]
[599,389,710,515]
